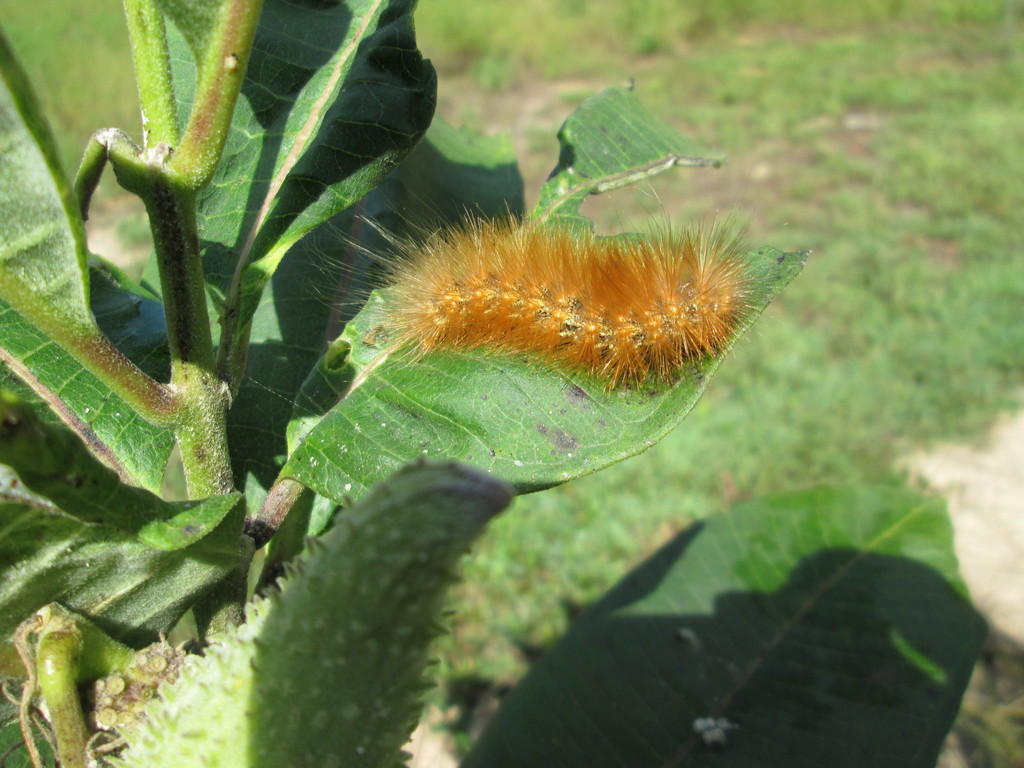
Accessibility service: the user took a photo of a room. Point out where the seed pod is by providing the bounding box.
[114,461,511,768]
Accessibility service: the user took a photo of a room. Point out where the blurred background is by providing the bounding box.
[1,0,1021,764]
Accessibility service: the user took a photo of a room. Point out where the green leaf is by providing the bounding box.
[0,27,92,337]
[0,31,174,490]
[463,486,986,768]
[286,337,354,456]
[276,85,781,503]
[116,461,512,768]
[535,85,725,227]
[0,394,243,646]
[0,464,243,648]
[221,220,361,494]
[282,243,805,502]
[0,391,239,550]
[0,300,174,492]
[0,699,55,767]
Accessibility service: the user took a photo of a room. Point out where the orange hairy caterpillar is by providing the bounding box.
[379,217,751,388]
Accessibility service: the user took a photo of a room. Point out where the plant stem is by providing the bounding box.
[72,134,108,222]
[105,130,232,495]
[116,0,266,494]
[34,621,89,768]
[122,0,179,147]
[170,0,264,189]
[246,476,307,549]
[255,481,314,591]
[143,181,234,496]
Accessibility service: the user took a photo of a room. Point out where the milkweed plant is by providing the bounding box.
[0,2,984,767]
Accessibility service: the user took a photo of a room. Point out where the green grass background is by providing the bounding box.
[2,0,1022,758]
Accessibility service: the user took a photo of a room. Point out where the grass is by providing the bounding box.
[416,0,1010,83]
[2,0,1022,755]
[0,0,139,175]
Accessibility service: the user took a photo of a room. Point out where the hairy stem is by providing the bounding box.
[104,126,232,495]
[116,1,266,493]
[255,482,315,590]
[145,182,233,496]
[122,0,179,147]
[170,0,264,188]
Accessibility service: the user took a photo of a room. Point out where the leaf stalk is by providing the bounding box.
[122,0,179,148]
[169,0,265,189]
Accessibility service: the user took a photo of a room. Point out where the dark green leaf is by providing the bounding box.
[0,387,232,645]
[0,400,238,643]
[179,0,436,341]
[222,220,361,493]
[282,245,805,501]
[361,116,526,237]
[161,0,434,492]
[89,260,170,382]
[152,0,225,63]
[463,486,986,768]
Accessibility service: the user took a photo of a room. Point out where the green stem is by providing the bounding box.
[14,606,137,768]
[115,2,265,493]
[72,134,108,222]
[35,624,89,768]
[122,0,179,147]
[106,132,233,495]
[170,0,264,188]
[146,183,234,496]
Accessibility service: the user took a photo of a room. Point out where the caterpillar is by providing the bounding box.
[380,217,751,387]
